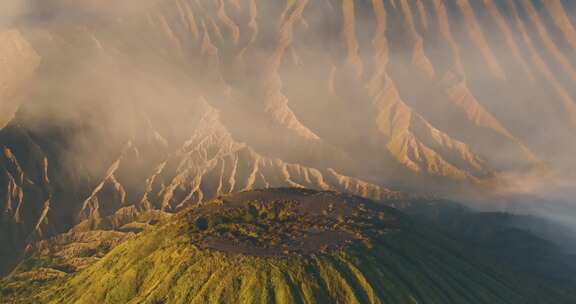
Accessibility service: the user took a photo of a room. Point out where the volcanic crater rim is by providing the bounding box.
[183,188,400,257]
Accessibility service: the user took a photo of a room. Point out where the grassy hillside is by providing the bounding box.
[3,189,576,304]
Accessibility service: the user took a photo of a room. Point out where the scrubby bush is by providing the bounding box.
[79,248,98,258]
[195,217,209,231]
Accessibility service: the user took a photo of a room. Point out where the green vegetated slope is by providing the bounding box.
[5,189,576,304]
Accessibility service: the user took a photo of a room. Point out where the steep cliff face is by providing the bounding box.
[2,0,576,273]
[116,0,572,180]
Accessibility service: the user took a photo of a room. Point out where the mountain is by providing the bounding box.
[2,188,576,304]
[1,0,576,277]
[403,200,576,286]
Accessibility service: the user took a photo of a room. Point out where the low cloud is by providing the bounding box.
[0,0,26,25]
[4,0,576,219]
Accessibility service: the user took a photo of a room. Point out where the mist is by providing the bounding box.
[1,0,576,239]
[0,0,29,26]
